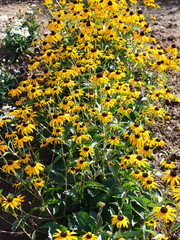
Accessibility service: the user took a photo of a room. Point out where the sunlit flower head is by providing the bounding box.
[153,205,177,223]
[52,229,77,240]
[82,232,97,240]
[111,214,129,228]
[161,170,180,186]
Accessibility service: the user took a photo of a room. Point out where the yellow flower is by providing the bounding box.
[79,145,94,158]
[82,232,97,240]
[24,161,45,176]
[142,179,159,189]
[153,205,177,223]
[99,112,113,123]
[76,158,90,169]
[161,170,180,186]
[16,122,36,135]
[2,160,20,173]
[107,136,120,145]
[33,178,45,187]
[161,160,176,169]
[13,135,34,148]
[145,219,159,227]
[2,195,25,210]
[52,229,77,240]
[0,141,8,155]
[137,145,152,157]
[111,214,129,228]
[72,132,91,144]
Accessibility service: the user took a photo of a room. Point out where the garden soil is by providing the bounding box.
[0,0,179,239]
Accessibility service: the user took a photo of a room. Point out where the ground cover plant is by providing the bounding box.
[0,0,180,239]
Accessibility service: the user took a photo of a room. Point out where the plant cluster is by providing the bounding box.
[0,0,179,239]
[0,10,39,62]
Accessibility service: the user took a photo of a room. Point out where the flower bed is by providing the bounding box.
[0,0,179,239]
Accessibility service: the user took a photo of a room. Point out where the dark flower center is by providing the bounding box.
[142,172,148,178]
[102,112,108,117]
[53,114,58,119]
[137,155,142,160]
[111,136,115,140]
[96,72,103,78]
[84,147,89,151]
[147,180,152,184]
[77,132,82,137]
[80,159,85,164]
[134,123,140,127]
[160,207,168,213]
[86,234,92,238]
[7,160,13,165]
[60,231,67,237]
[170,171,177,177]
[7,196,14,202]
[117,215,124,220]
[144,146,149,151]
[30,161,36,167]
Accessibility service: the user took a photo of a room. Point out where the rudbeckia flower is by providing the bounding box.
[99,112,113,123]
[153,205,177,223]
[2,194,25,210]
[24,161,45,176]
[0,141,8,155]
[33,178,45,187]
[79,145,94,157]
[52,229,77,240]
[76,158,90,169]
[2,160,21,173]
[142,179,159,189]
[82,232,97,240]
[72,132,91,144]
[161,170,180,186]
[107,136,120,145]
[111,214,129,228]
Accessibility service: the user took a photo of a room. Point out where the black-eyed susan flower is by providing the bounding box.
[16,122,36,135]
[138,171,154,182]
[153,205,177,223]
[79,145,94,158]
[161,160,176,169]
[76,158,90,169]
[0,141,8,155]
[111,214,129,228]
[33,178,45,187]
[2,160,21,173]
[24,161,45,176]
[72,132,91,144]
[131,170,141,179]
[2,194,24,210]
[171,186,180,201]
[99,112,113,123]
[13,135,34,148]
[131,154,150,167]
[145,219,159,227]
[52,229,77,240]
[129,122,144,132]
[82,232,97,240]
[142,179,159,189]
[137,145,152,157]
[107,136,120,145]
[161,170,180,186]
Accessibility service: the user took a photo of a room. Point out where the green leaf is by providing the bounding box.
[118,230,142,238]
[170,223,180,234]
